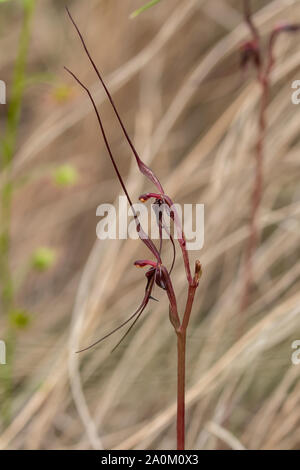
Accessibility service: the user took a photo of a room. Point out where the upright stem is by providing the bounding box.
[0,0,35,424]
[176,263,201,450]
[240,75,268,312]
[177,330,186,450]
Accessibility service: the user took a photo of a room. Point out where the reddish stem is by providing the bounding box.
[240,73,268,312]
[176,262,201,450]
[177,330,186,450]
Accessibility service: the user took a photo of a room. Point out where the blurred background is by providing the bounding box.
[0,0,300,450]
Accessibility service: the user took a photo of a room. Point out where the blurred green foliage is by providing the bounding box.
[53,164,78,187]
[31,247,56,272]
[9,309,31,329]
[0,0,36,424]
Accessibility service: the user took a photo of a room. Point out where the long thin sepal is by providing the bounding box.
[64,66,161,263]
[66,6,164,194]
[76,276,155,353]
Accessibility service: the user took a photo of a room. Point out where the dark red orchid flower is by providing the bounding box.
[242,0,300,78]
[65,7,186,352]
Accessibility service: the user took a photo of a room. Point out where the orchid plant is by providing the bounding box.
[65,7,201,450]
[240,0,300,312]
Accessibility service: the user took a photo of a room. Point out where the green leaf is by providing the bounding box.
[130,0,162,19]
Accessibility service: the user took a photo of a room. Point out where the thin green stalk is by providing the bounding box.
[0,0,35,425]
[130,0,162,19]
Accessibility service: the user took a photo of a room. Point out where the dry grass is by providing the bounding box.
[0,0,300,449]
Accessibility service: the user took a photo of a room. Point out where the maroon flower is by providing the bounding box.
[66,7,201,450]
